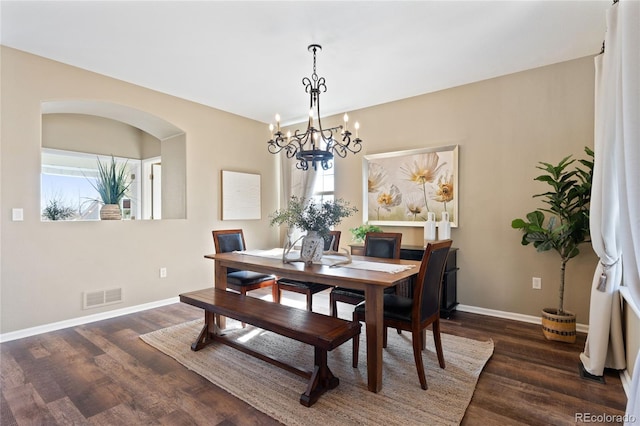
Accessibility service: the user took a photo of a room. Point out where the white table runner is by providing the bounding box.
[236,249,415,274]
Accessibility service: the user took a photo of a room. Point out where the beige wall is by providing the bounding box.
[0,46,601,335]
[161,133,187,219]
[329,55,598,323]
[1,47,280,333]
[42,113,161,159]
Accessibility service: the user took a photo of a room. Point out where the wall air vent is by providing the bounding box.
[83,288,123,310]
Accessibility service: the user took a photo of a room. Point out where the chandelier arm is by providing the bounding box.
[267,133,287,152]
[328,133,363,158]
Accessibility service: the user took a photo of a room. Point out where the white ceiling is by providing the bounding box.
[1,1,610,126]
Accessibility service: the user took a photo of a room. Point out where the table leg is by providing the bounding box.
[364,285,384,392]
[214,261,228,329]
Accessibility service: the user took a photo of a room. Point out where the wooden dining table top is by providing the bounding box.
[205,251,421,291]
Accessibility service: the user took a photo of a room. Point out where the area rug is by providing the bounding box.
[141,317,493,426]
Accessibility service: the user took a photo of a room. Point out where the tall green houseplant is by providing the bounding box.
[511,147,593,341]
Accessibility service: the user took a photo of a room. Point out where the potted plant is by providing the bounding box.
[349,223,382,243]
[270,196,357,263]
[42,196,76,221]
[88,155,132,220]
[511,147,593,343]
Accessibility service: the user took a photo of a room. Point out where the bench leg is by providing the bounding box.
[191,311,221,351]
[299,347,339,407]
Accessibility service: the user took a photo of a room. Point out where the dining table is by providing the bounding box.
[205,249,421,393]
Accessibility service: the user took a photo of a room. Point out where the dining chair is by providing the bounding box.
[212,229,278,302]
[329,232,402,318]
[275,230,340,311]
[352,239,452,390]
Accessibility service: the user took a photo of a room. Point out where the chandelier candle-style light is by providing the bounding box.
[267,44,362,171]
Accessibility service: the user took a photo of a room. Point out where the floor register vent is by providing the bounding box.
[83,288,123,310]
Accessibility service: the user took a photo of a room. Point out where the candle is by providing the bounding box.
[354,121,360,138]
[343,113,349,131]
[275,114,281,132]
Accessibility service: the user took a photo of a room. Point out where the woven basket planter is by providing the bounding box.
[100,204,122,220]
[541,308,576,343]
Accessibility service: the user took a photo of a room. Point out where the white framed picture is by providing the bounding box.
[221,170,261,220]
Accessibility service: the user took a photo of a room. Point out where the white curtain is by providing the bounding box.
[578,2,640,423]
[279,156,318,243]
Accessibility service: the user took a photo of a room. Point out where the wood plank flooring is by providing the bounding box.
[1,288,628,425]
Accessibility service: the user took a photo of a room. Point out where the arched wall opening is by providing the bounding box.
[40,100,187,220]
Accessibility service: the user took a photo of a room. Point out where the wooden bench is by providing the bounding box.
[179,288,361,407]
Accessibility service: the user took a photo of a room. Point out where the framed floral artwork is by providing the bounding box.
[363,145,459,227]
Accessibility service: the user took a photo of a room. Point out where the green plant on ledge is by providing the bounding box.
[269,196,358,237]
[349,223,382,242]
[42,197,76,221]
[89,155,131,206]
[511,147,594,316]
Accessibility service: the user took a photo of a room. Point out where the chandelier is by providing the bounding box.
[267,44,362,171]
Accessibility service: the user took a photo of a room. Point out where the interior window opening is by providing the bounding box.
[41,148,145,221]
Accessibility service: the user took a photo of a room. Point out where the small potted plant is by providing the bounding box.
[270,196,357,263]
[511,147,593,343]
[42,196,76,221]
[349,223,382,243]
[88,155,132,220]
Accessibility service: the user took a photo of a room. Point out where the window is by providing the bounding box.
[41,149,141,221]
[311,166,334,203]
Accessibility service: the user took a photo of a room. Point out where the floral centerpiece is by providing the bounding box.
[270,196,357,263]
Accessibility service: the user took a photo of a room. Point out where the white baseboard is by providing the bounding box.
[456,304,590,334]
[0,297,180,343]
[620,369,632,397]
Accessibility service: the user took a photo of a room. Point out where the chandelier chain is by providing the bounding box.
[312,46,317,78]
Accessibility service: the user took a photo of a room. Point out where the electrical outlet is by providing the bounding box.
[159,267,167,278]
[532,277,542,290]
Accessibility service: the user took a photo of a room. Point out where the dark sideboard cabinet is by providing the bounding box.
[349,244,459,318]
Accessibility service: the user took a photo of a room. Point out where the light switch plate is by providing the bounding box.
[12,208,24,221]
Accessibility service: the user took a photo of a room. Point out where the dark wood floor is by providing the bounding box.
[1,288,628,425]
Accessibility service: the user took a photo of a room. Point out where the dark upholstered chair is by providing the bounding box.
[212,229,277,302]
[329,232,402,317]
[275,231,340,311]
[352,240,452,390]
